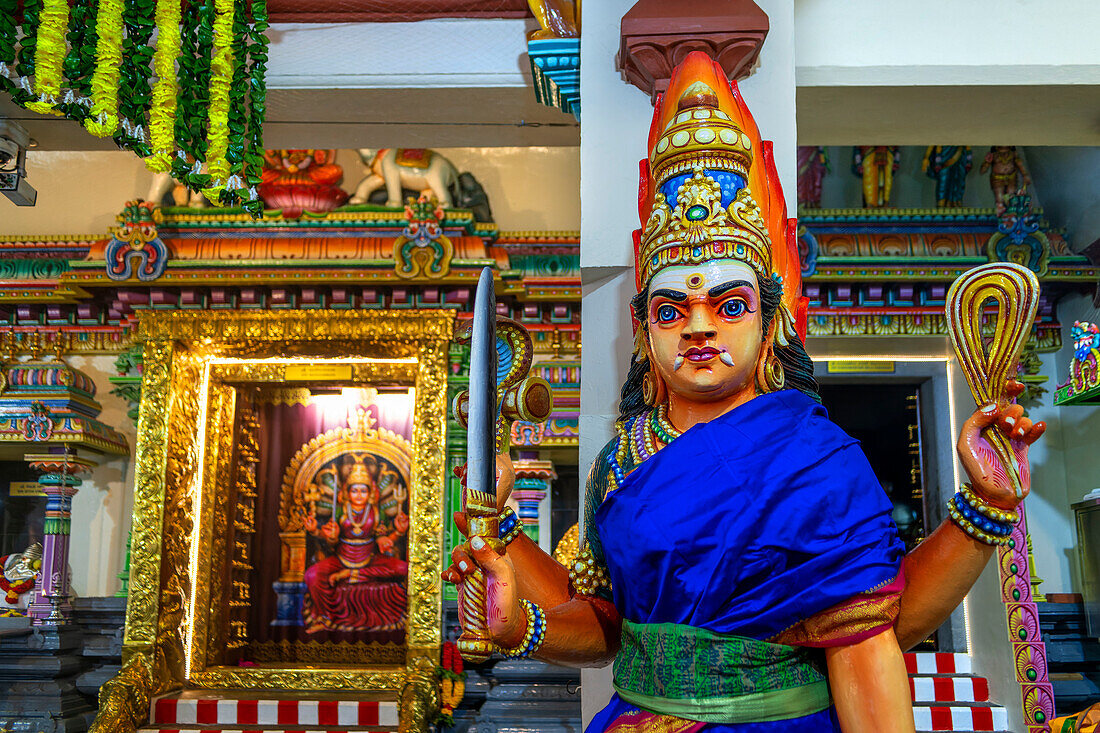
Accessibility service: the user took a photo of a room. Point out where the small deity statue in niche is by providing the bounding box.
[851,145,900,207]
[258,149,349,217]
[302,456,409,634]
[444,53,1046,732]
[980,146,1031,214]
[796,146,829,209]
[922,146,972,208]
[0,543,41,614]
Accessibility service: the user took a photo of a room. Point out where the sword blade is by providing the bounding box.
[466,267,497,511]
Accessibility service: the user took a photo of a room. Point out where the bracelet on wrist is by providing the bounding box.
[958,484,1019,524]
[498,507,523,545]
[499,598,546,659]
[947,491,1013,546]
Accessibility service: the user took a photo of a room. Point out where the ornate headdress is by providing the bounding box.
[634,52,807,345]
[343,454,377,487]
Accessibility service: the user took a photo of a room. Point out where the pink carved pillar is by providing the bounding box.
[999,504,1056,731]
[23,452,96,626]
[511,457,556,551]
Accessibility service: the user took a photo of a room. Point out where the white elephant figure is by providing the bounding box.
[350,148,459,207]
[147,170,208,208]
[0,542,41,614]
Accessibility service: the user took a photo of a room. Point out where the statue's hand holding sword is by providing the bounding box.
[446,267,553,662]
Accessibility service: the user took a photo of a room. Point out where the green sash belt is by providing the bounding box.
[613,620,831,724]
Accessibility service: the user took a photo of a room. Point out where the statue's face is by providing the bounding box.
[646,260,765,404]
[348,483,373,509]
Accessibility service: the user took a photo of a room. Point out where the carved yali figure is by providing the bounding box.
[444,52,1046,732]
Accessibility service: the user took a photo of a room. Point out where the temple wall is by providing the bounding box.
[2,146,580,237]
[65,355,137,598]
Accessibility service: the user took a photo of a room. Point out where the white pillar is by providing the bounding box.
[578,1,798,725]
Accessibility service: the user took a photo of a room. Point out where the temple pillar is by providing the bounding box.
[23,452,97,626]
[512,456,557,553]
[579,0,796,725]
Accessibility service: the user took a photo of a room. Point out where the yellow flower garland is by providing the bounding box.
[201,0,236,202]
[24,0,68,116]
[84,0,125,137]
[146,0,183,173]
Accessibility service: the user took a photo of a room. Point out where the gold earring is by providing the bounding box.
[765,352,786,392]
[642,366,666,406]
[642,370,657,405]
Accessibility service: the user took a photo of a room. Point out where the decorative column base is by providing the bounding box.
[512,459,556,552]
[23,453,96,627]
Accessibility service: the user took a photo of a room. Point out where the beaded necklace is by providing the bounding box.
[608,403,684,490]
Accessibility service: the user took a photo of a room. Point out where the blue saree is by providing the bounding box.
[584,389,905,732]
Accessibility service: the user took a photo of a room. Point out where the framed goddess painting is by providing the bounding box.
[115,310,451,727]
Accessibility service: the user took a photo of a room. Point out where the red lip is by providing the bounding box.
[682,347,720,362]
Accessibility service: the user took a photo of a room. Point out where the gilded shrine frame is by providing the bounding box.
[119,310,452,726]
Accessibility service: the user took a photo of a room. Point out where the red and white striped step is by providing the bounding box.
[905,653,1009,732]
[910,675,990,703]
[145,697,398,731]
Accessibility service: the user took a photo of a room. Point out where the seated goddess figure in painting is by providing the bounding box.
[302,455,410,634]
[445,52,1045,731]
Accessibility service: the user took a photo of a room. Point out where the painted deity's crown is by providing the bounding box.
[634,52,807,343]
[345,460,373,487]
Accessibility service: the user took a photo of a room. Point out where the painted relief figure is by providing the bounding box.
[922,145,972,207]
[445,53,1045,732]
[852,145,900,207]
[302,456,410,633]
[980,146,1032,213]
[796,145,829,209]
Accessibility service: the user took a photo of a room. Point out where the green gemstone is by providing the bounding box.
[686,204,708,221]
[1027,668,1037,681]
[1011,563,1019,574]
[1018,627,1027,640]
[1036,712,1046,723]
[1010,538,1017,549]
[1013,588,1021,600]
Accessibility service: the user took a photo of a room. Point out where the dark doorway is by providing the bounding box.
[818,383,928,551]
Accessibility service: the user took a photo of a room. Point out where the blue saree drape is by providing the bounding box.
[586,389,905,732]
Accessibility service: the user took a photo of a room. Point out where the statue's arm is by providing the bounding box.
[893,519,995,650]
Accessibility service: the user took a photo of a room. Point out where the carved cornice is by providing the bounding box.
[619,0,769,101]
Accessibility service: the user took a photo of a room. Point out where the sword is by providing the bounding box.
[457,267,503,663]
[452,268,555,662]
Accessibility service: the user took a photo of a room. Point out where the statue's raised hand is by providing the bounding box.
[957,379,1046,510]
[443,536,527,649]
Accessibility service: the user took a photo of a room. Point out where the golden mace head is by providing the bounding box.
[946,262,1040,498]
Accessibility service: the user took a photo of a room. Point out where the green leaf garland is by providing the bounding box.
[0,0,268,218]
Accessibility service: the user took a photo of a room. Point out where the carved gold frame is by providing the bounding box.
[116,311,451,730]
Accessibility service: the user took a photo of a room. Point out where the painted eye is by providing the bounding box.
[655,304,680,323]
[720,299,747,318]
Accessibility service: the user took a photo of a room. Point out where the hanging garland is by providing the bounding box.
[60,0,99,121]
[201,0,235,203]
[0,0,19,96]
[436,641,466,728]
[11,0,43,105]
[146,0,181,171]
[84,0,125,137]
[0,0,269,217]
[115,0,156,154]
[24,0,68,115]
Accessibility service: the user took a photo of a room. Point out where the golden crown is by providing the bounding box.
[638,80,772,287]
[345,461,374,486]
